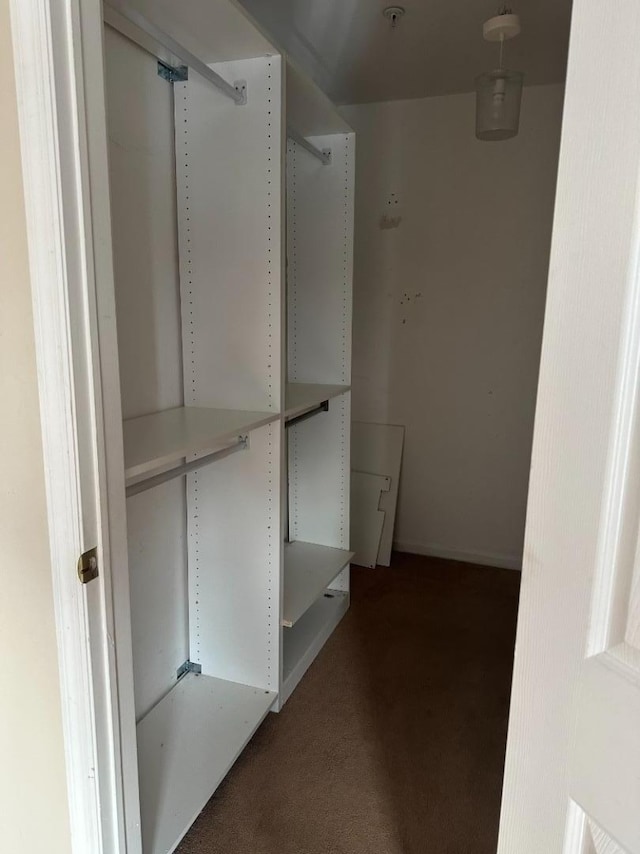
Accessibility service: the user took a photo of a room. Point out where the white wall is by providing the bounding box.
[343,84,564,569]
[0,0,72,850]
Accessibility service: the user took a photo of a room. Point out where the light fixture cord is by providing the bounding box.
[499,33,504,69]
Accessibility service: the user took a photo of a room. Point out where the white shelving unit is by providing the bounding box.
[95,0,354,851]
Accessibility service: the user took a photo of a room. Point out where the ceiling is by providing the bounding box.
[238,0,573,105]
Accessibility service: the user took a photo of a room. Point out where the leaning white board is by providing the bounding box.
[351,422,404,565]
[350,471,390,568]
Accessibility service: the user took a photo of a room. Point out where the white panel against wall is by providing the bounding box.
[289,392,351,589]
[175,56,282,412]
[126,481,188,721]
[351,421,405,566]
[105,27,188,725]
[287,133,354,385]
[350,471,389,568]
[187,422,280,692]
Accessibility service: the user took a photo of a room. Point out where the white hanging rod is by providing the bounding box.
[103,0,245,105]
[126,436,249,498]
[287,128,332,165]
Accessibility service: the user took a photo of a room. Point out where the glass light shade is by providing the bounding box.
[475,69,524,141]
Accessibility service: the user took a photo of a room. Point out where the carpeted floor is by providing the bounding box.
[178,552,520,854]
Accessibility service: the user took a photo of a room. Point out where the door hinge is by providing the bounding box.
[78,547,99,584]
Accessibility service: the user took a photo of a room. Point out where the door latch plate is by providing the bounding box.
[78,547,99,584]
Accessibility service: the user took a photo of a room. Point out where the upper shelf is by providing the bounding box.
[285,383,350,420]
[105,0,276,65]
[286,60,353,138]
[123,405,278,479]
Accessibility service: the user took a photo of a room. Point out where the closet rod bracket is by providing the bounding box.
[176,660,202,680]
[285,400,329,429]
[157,60,188,84]
[234,80,248,106]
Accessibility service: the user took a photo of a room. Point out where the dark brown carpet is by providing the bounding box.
[178,552,520,854]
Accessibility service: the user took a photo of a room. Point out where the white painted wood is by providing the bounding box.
[126,482,188,721]
[9,0,141,850]
[588,818,628,854]
[288,391,351,556]
[287,133,354,385]
[175,55,282,413]
[285,382,350,418]
[105,27,190,735]
[286,59,352,138]
[498,3,640,852]
[351,421,404,566]
[105,26,183,421]
[282,541,354,626]
[123,406,277,479]
[186,422,280,691]
[106,0,276,65]
[350,471,389,568]
[570,653,640,853]
[137,672,276,854]
[282,590,349,704]
[20,0,353,843]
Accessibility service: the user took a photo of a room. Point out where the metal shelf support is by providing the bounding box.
[288,128,332,165]
[104,0,247,105]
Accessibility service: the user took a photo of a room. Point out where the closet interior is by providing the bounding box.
[101,0,355,851]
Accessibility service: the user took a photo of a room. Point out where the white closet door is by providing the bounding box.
[498,2,640,852]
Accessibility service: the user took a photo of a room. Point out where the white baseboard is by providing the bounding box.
[393,540,522,571]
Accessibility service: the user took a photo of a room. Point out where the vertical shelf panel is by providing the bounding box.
[175,56,284,695]
[186,421,280,691]
[288,392,352,564]
[175,55,283,413]
[287,132,355,385]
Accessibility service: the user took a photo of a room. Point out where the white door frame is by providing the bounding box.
[9,1,139,851]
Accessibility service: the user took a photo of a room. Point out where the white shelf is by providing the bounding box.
[123,405,278,479]
[286,59,353,138]
[282,590,349,704]
[282,541,353,627]
[285,383,350,420]
[137,672,276,854]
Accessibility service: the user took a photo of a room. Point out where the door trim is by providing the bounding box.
[8,1,135,851]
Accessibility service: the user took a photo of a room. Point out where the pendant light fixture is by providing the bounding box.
[475,7,524,141]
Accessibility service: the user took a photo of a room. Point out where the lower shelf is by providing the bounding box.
[283,541,353,627]
[282,590,349,706]
[137,673,276,854]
